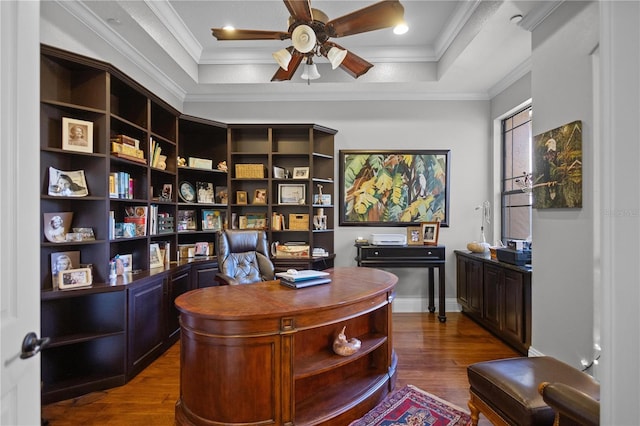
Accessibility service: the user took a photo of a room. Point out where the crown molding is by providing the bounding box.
[144,0,202,62]
[519,1,564,32]
[487,57,531,99]
[434,0,482,59]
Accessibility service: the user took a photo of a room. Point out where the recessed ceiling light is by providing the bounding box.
[106,17,121,25]
[510,14,523,24]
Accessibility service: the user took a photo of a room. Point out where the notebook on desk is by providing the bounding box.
[275,269,330,282]
[279,277,332,289]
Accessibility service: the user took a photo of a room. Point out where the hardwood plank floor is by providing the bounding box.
[42,312,519,425]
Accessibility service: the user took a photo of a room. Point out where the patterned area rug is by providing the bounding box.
[349,385,472,426]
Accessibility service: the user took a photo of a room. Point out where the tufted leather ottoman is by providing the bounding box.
[467,356,600,426]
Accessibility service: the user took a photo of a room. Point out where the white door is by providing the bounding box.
[1,2,42,425]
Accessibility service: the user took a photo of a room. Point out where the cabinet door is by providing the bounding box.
[456,257,469,308]
[127,276,165,379]
[167,268,192,341]
[483,264,502,330]
[466,258,483,315]
[191,261,219,288]
[502,269,524,344]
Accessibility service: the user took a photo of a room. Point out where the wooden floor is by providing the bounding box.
[42,312,519,425]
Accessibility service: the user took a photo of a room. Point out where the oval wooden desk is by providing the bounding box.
[174,266,398,426]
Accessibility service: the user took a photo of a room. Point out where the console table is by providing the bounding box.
[174,266,397,426]
[355,244,446,322]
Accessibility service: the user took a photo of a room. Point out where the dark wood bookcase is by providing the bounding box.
[39,45,336,403]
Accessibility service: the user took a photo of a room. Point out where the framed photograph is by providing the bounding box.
[293,167,309,179]
[179,181,196,203]
[313,194,332,205]
[273,166,285,179]
[177,210,197,231]
[48,167,88,197]
[407,226,423,245]
[62,117,93,153]
[252,188,267,204]
[43,212,73,243]
[236,191,248,205]
[149,243,164,268]
[196,181,214,203]
[119,253,133,273]
[51,251,81,288]
[58,267,93,290]
[246,213,267,229]
[215,186,228,204]
[194,242,210,256]
[339,150,450,227]
[72,227,95,241]
[202,210,223,230]
[421,221,440,246]
[160,184,172,201]
[278,184,306,205]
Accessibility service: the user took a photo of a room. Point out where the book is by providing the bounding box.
[275,269,330,282]
[279,277,331,289]
[124,206,148,236]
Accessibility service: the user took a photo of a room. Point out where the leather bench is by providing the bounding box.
[467,356,600,426]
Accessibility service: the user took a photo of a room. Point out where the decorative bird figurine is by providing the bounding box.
[333,326,362,356]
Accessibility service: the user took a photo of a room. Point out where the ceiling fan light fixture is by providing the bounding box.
[301,63,321,81]
[292,24,317,53]
[272,48,292,71]
[327,46,347,69]
[393,21,409,35]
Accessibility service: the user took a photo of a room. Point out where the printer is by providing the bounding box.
[370,233,407,246]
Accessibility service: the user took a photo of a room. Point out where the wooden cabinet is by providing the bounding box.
[227,124,336,271]
[190,260,219,288]
[166,267,192,342]
[455,251,531,354]
[175,267,397,426]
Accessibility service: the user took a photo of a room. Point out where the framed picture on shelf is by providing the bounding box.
[43,212,73,243]
[149,243,164,268]
[118,254,133,273]
[160,184,172,201]
[215,186,228,204]
[194,242,210,256]
[278,184,306,205]
[202,210,222,231]
[72,227,95,241]
[246,213,267,229]
[196,181,214,203]
[339,150,450,226]
[252,188,267,204]
[58,267,93,290]
[51,251,81,288]
[48,167,88,197]
[236,191,248,205]
[62,117,93,153]
[293,167,309,179]
[273,166,286,179]
[406,226,423,245]
[178,181,196,203]
[177,210,197,231]
[421,221,440,246]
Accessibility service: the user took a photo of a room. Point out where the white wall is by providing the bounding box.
[185,100,492,312]
[530,1,598,367]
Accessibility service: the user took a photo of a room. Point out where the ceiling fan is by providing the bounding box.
[211,0,405,81]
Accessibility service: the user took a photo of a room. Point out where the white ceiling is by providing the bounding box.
[43,1,560,102]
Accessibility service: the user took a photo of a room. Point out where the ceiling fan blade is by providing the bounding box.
[211,28,290,41]
[283,0,313,22]
[271,51,304,81]
[323,42,373,78]
[326,0,405,38]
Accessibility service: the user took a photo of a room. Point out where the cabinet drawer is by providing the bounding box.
[360,246,445,261]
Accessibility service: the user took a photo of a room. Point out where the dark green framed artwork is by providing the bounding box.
[339,150,450,227]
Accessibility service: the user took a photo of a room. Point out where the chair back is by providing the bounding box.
[216,229,275,284]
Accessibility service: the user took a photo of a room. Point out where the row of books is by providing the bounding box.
[109,172,134,199]
[149,138,167,169]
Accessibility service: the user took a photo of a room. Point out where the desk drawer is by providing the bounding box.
[360,246,445,261]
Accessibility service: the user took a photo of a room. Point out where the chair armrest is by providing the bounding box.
[539,381,600,426]
[215,272,240,286]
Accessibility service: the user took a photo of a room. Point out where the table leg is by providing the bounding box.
[438,265,446,322]
[428,267,435,313]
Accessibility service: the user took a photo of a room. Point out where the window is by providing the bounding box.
[502,106,532,242]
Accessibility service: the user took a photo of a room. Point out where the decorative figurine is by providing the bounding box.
[317,184,324,205]
[333,326,362,357]
[177,156,187,167]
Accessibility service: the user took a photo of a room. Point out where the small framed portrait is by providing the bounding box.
[179,181,196,203]
[48,167,89,197]
[43,212,73,243]
[407,226,423,245]
[421,221,440,246]
[253,188,267,204]
[160,183,172,201]
[177,210,197,231]
[273,166,286,179]
[149,243,164,269]
[236,191,248,205]
[51,251,80,288]
[278,184,306,205]
[293,167,309,179]
[118,254,133,273]
[202,210,222,231]
[58,267,93,290]
[72,227,95,241]
[194,242,210,256]
[215,186,228,204]
[196,181,214,203]
[62,117,93,153]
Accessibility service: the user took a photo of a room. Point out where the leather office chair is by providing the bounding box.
[215,229,275,285]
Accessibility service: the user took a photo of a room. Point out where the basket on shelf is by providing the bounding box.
[235,164,264,178]
[289,214,309,230]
